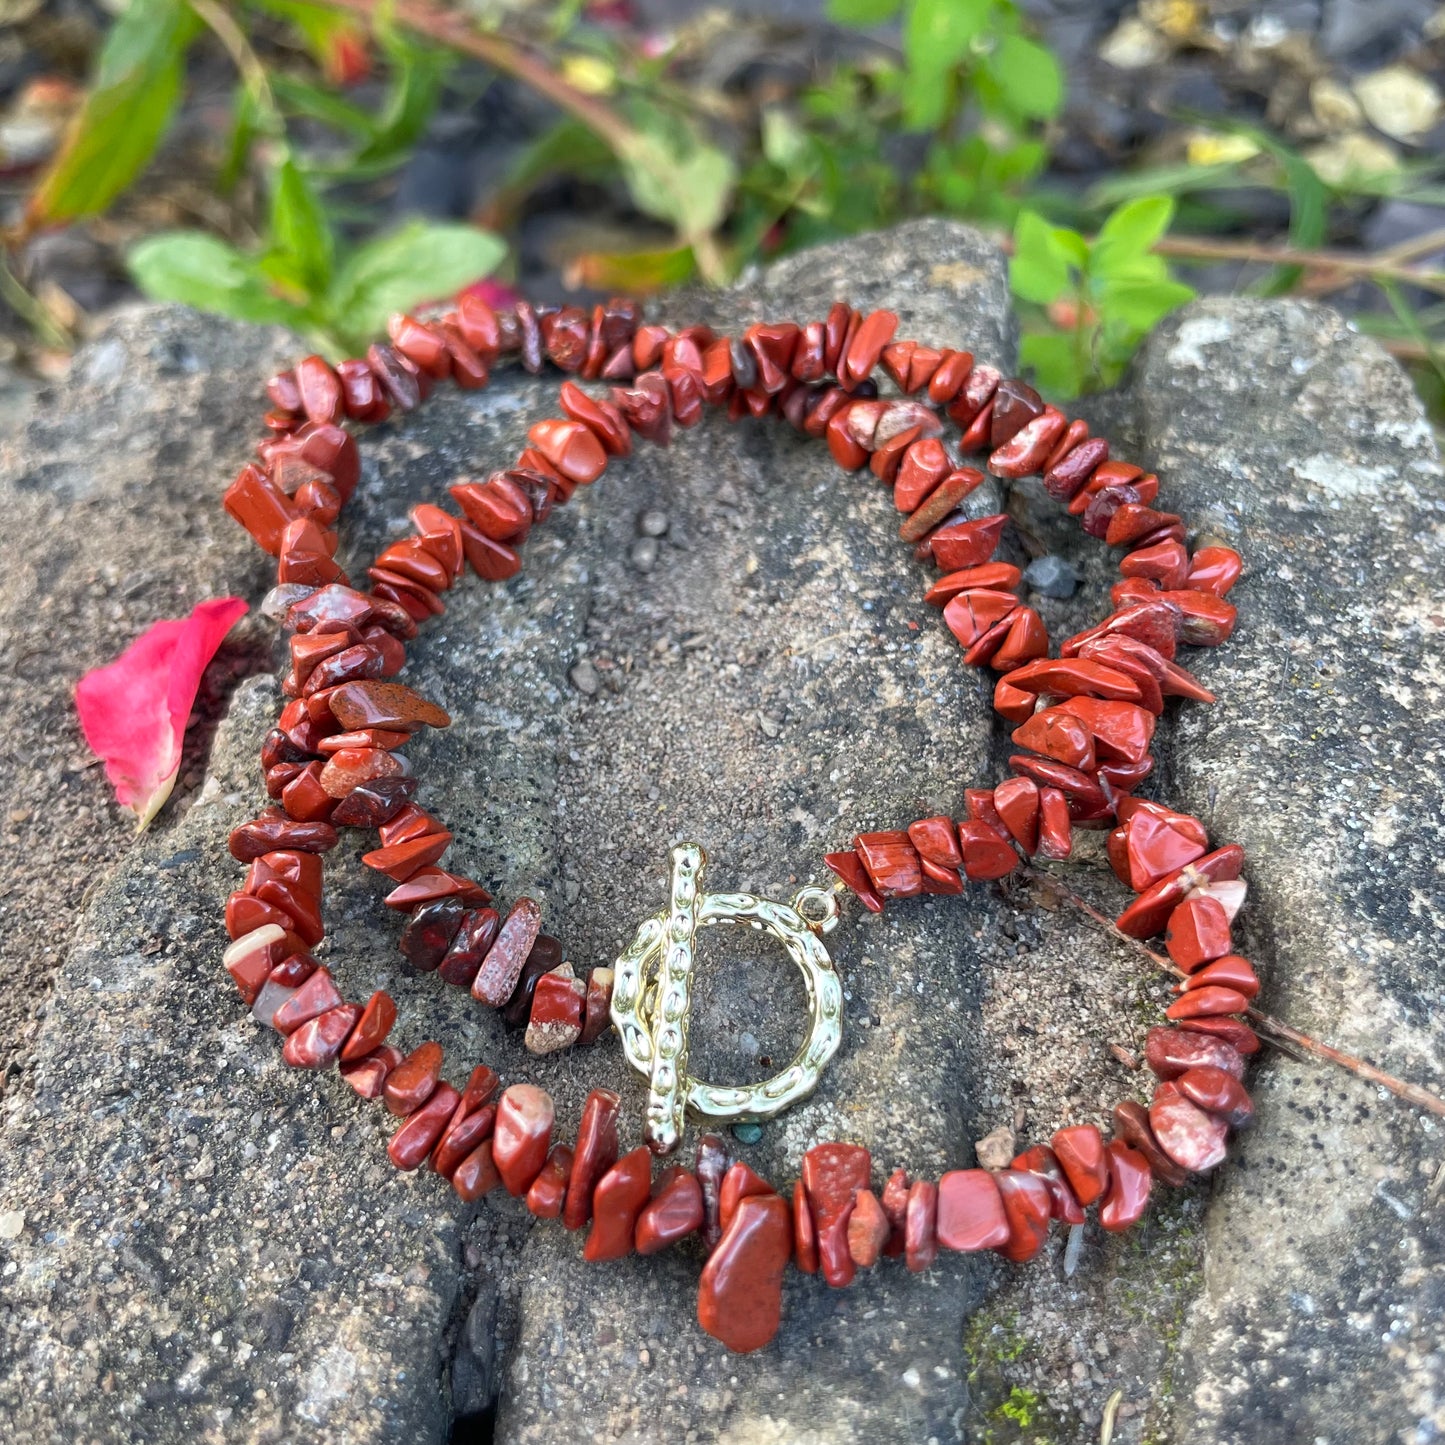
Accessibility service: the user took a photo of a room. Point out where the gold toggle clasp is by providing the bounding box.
[609,843,844,1155]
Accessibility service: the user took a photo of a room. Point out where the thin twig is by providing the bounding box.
[1151,234,1445,294]
[314,0,643,156]
[1020,866,1445,1119]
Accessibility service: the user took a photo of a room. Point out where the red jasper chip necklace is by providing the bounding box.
[221,291,1254,1355]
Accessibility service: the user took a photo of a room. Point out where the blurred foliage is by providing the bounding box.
[11,0,1445,405]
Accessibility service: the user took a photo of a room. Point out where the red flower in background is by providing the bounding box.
[75,597,248,829]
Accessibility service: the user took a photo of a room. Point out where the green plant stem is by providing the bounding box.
[314,0,643,156]
[1152,233,1445,295]
[1021,866,1445,1119]
[188,0,282,126]
[0,255,71,350]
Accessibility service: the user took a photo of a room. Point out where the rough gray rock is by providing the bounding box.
[0,222,1441,1445]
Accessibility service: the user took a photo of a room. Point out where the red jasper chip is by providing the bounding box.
[1165,895,1233,968]
[1098,1141,1152,1231]
[988,408,1066,478]
[329,680,450,732]
[282,1004,360,1069]
[452,1141,502,1202]
[563,1088,622,1230]
[432,1103,498,1180]
[223,927,287,1004]
[636,1167,704,1255]
[898,469,985,543]
[904,1179,939,1273]
[584,1147,654,1262]
[879,1168,909,1257]
[398,897,464,971]
[894,438,952,512]
[1177,1015,1260,1055]
[1010,1145,1085,1225]
[384,1041,444,1116]
[340,990,397,1062]
[581,966,615,1045]
[992,776,1040,855]
[1115,845,1246,939]
[927,514,1008,571]
[1012,708,1095,772]
[1117,811,1207,892]
[1051,1124,1108,1207]
[1181,954,1259,999]
[459,521,522,581]
[697,1193,792,1354]
[492,1084,555,1195]
[471,898,544,1007]
[340,1043,403,1100]
[1150,1081,1229,1174]
[438,908,500,989]
[1166,986,1250,1022]
[943,589,1019,649]
[1003,658,1142,703]
[526,1144,574,1219]
[1186,545,1242,597]
[528,418,608,485]
[988,377,1044,447]
[525,968,585,1054]
[993,1169,1052,1262]
[923,563,1022,607]
[1036,788,1072,861]
[719,1162,774,1234]
[272,966,343,1034]
[843,308,898,385]
[957,820,1019,881]
[802,1142,871,1288]
[1043,436,1109,501]
[1144,1025,1245,1082]
[229,809,338,861]
[823,850,884,912]
[389,1082,460,1171]
[1112,1100,1188,1188]
[384,869,490,911]
[847,1188,891,1268]
[853,831,923,898]
[1177,1066,1254,1129]
[936,1169,1009,1252]
[907,816,962,869]
[1058,697,1155,764]
[1008,755,1108,820]
[792,1178,818,1273]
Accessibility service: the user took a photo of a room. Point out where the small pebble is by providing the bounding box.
[1024,555,1079,599]
[757,712,782,739]
[569,660,599,696]
[732,1122,763,1145]
[638,508,669,537]
[630,537,659,572]
[0,1210,24,1240]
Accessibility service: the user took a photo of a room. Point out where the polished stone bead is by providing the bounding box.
[398,897,464,973]
[1010,1144,1085,1225]
[387,1082,459,1171]
[926,513,1008,571]
[847,1188,891,1268]
[438,908,500,989]
[877,1168,909,1256]
[560,380,631,456]
[1058,697,1155,764]
[1181,954,1259,999]
[282,1004,360,1068]
[1150,1080,1228,1174]
[697,1193,792,1354]
[224,464,297,554]
[319,747,408,801]
[229,809,338,861]
[1165,984,1249,1021]
[1115,845,1246,939]
[581,967,615,1045]
[923,563,1022,607]
[472,898,544,1007]
[362,830,452,882]
[822,851,884,912]
[697,1133,731,1253]
[1144,1025,1245,1082]
[1177,1065,1254,1129]
[853,830,922,898]
[384,869,490,911]
[792,1178,818,1273]
[223,925,288,1004]
[719,1162,774,1233]
[943,588,1019,649]
[528,418,608,485]
[563,1088,621,1230]
[584,1147,654,1262]
[493,1084,556,1196]
[936,1169,1009,1252]
[993,775,1040,854]
[340,990,397,1062]
[989,378,1044,447]
[1099,1141,1152,1231]
[1178,1014,1260,1055]
[894,438,952,512]
[273,966,343,1034]
[989,408,1066,478]
[1011,708,1095,772]
[905,1179,939,1272]
[280,762,335,822]
[1051,1124,1108,1207]
[1036,786,1073,861]
[339,1043,403,1099]
[926,349,973,402]
[452,1140,502,1202]
[636,1166,704,1255]
[907,816,961,869]
[432,1102,498,1180]
[1116,809,1207,892]
[994,1169,1052,1262]
[383,1041,444,1116]
[1186,545,1242,597]
[525,967,585,1054]
[526,1143,574,1218]
[329,680,450,733]
[802,1142,871,1287]
[957,820,1019,880]
[389,313,451,377]
[843,309,897,385]
[1165,895,1234,969]
[501,933,563,1027]
[1112,1100,1188,1188]
[898,468,985,543]
[1043,436,1109,501]
[451,474,532,541]
[459,521,522,581]
[226,893,294,942]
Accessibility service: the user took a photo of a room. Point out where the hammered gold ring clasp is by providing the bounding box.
[609,843,844,1155]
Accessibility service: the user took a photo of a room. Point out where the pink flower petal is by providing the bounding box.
[458,277,521,313]
[76,597,248,830]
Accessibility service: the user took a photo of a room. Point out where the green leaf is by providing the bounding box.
[268,156,334,297]
[618,130,737,242]
[826,0,901,22]
[327,221,507,343]
[1019,331,1085,397]
[128,232,308,328]
[28,0,197,225]
[1010,209,1073,304]
[1091,195,1175,274]
[902,0,991,130]
[1098,277,1196,332]
[271,72,378,139]
[985,33,1063,121]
